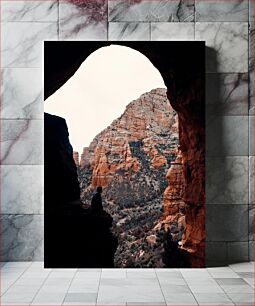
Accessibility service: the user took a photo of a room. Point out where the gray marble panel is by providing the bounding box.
[59,1,107,40]
[249,156,254,205]
[108,22,150,41]
[1,214,43,261]
[1,165,43,214]
[250,0,254,21]
[2,22,58,68]
[108,0,195,22]
[249,116,254,155]
[249,24,254,114]
[205,242,227,266]
[206,73,249,116]
[206,205,248,242]
[1,68,43,119]
[206,157,249,205]
[1,119,43,165]
[206,116,248,156]
[151,22,194,40]
[249,241,254,260]
[227,242,249,263]
[196,0,248,22]
[1,0,58,22]
[195,22,248,73]
[249,204,254,241]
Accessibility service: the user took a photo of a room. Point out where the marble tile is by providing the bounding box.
[162,292,198,305]
[249,157,254,205]
[227,292,254,305]
[1,119,43,165]
[1,0,58,22]
[249,24,254,114]
[101,269,126,278]
[249,204,254,240]
[249,241,254,260]
[151,22,194,40]
[206,157,249,204]
[108,22,150,41]
[108,0,195,22]
[207,267,240,278]
[1,214,43,261]
[1,68,43,119]
[64,293,97,303]
[31,291,66,305]
[206,115,248,156]
[196,0,248,22]
[68,278,99,293]
[249,116,254,155]
[195,22,248,73]
[250,0,255,21]
[227,242,249,262]
[1,165,43,214]
[206,205,248,242]
[230,261,254,272]
[206,73,249,116]
[2,22,58,68]
[205,242,227,266]
[192,292,234,305]
[59,1,107,40]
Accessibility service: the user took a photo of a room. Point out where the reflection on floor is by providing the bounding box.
[1,262,254,305]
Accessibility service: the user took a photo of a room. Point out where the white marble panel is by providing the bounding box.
[249,24,254,114]
[206,157,249,205]
[108,0,195,22]
[1,165,43,214]
[196,0,248,22]
[195,22,248,73]
[2,22,58,68]
[1,0,58,22]
[1,214,43,261]
[249,115,254,155]
[1,119,43,165]
[151,22,194,40]
[250,0,254,21]
[108,22,150,40]
[1,68,43,119]
[249,156,254,205]
[59,1,107,40]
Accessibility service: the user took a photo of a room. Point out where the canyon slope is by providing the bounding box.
[77,88,182,267]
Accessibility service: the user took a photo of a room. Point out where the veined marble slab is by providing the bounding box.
[0,214,43,261]
[206,156,249,205]
[1,0,58,22]
[108,22,150,40]
[151,22,194,40]
[206,73,249,116]
[59,0,107,40]
[196,0,248,22]
[1,165,43,214]
[2,22,58,68]
[108,0,195,22]
[1,119,43,165]
[1,68,43,119]
[196,22,248,73]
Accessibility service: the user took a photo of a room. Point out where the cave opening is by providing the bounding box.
[44,41,205,268]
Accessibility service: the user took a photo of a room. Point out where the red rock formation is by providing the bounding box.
[73,151,79,167]
[167,77,205,267]
[80,88,178,191]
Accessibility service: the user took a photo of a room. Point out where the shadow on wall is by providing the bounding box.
[205,47,249,266]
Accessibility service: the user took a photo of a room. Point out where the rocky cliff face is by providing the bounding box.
[78,88,180,267]
[73,151,79,167]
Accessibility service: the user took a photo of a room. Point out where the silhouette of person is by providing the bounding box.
[91,186,103,212]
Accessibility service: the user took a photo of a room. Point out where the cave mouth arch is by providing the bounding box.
[44,41,205,268]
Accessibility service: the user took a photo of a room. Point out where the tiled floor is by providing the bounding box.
[1,262,254,305]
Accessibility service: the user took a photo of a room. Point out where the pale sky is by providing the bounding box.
[44,45,166,155]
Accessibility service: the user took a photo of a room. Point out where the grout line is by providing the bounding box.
[154,268,167,306]
[61,268,78,305]
[95,268,102,305]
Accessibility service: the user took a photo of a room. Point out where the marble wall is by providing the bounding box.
[1,0,254,265]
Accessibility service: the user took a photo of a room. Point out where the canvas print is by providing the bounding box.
[44,41,205,268]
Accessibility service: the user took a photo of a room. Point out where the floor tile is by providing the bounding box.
[163,292,198,305]
[227,292,254,305]
[193,292,234,305]
[64,292,97,303]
